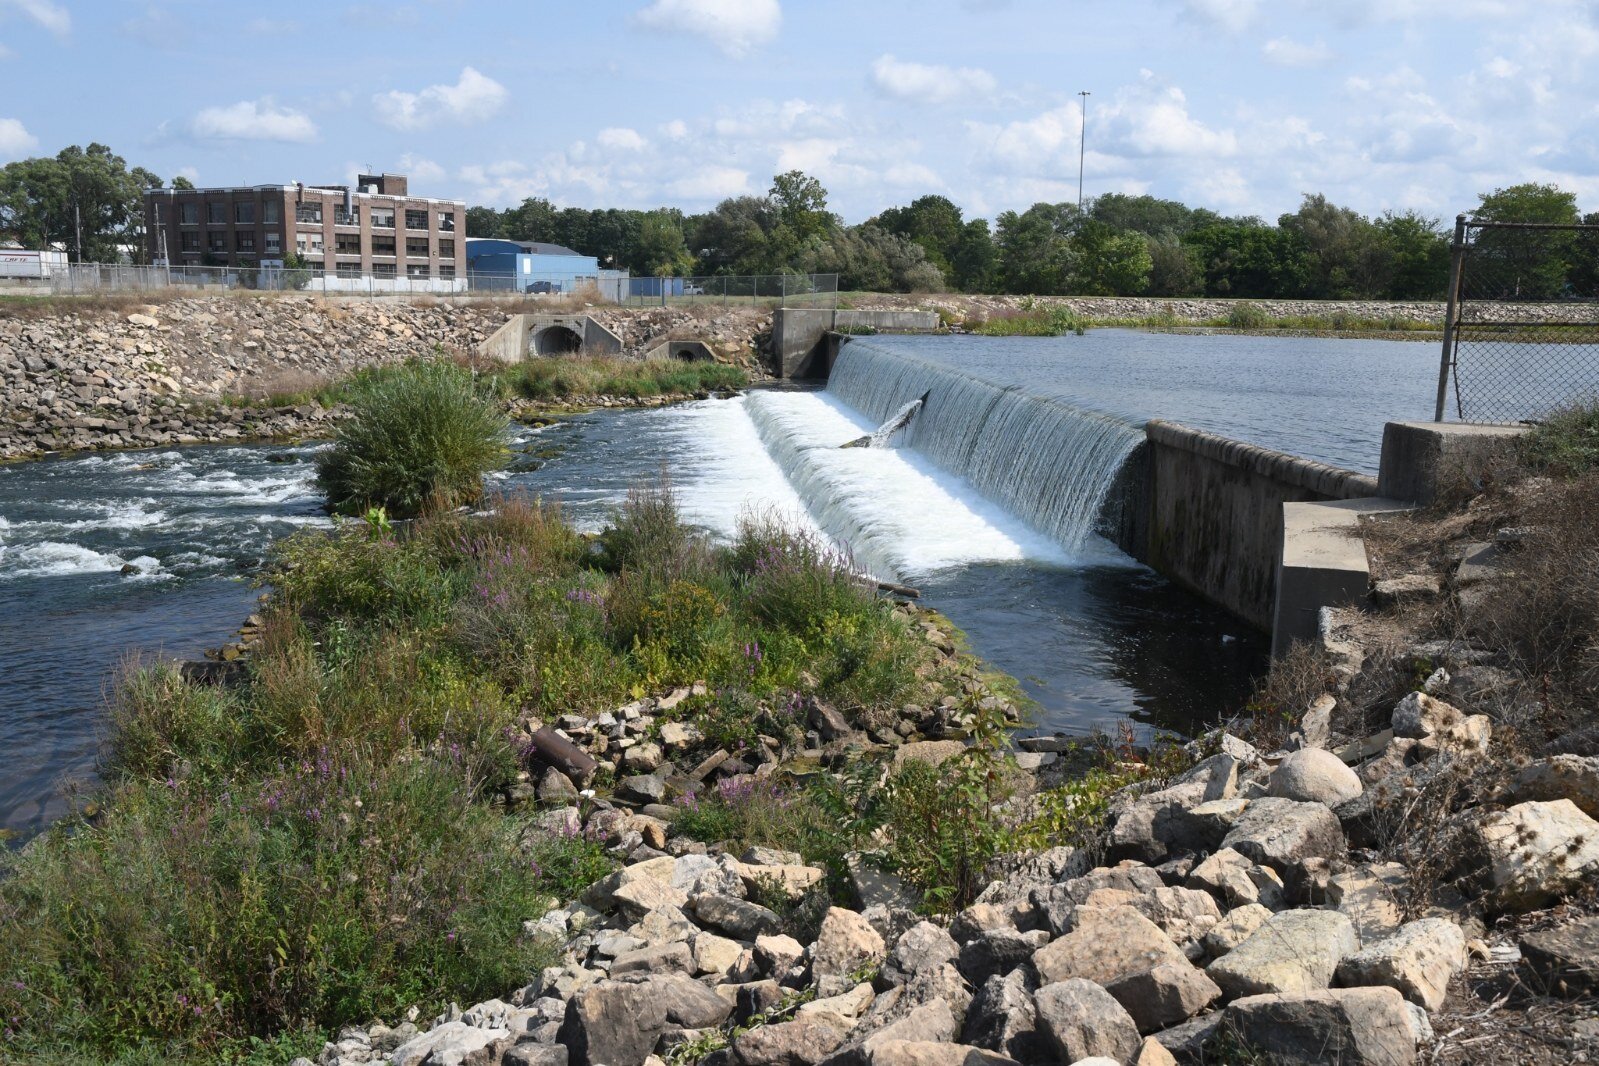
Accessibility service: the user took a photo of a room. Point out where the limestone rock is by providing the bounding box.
[1520,915,1599,995]
[1102,959,1222,1034]
[1390,692,1465,740]
[1219,797,1346,872]
[1202,903,1273,958]
[1472,799,1599,912]
[1033,979,1142,1065]
[1186,848,1285,910]
[884,921,960,986]
[732,1017,848,1066]
[611,941,694,977]
[813,907,887,986]
[1336,918,1466,1012]
[1268,748,1364,807]
[1133,1035,1179,1066]
[557,974,734,1066]
[389,1021,510,1066]
[1327,863,1409,944]
[957,927,1049,984]
[962,970,1043,1061]
[1224,986,1417,1065]
[1507,754,1599,819]
[893,740,967,767]
[690,893,781,940]
[1032,905,1188,987]
[1207,909,1359,998]
[862,1041,1020,1066]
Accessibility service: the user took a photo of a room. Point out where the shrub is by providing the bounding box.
[1226,301,1270,329]
[1519,401,1599,475]
[499,356,746,402]
[316,358,508,518]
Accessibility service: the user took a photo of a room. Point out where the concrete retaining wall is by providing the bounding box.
[771,308,941,378]
[476,314,623,362]
[1112,420,1380,631]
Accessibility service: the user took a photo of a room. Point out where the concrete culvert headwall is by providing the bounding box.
[533,325,584,356]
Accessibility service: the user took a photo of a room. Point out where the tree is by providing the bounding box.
[1069,219,1152,295]
[634,210,694,276]
[1145,234,1203,296]
[1089,193,1198,238]
[1374,210,1449,300]
[0,143,163,263]
[505,197,557,243]
[689,195,777,274]
[875,195,964,273]
[172,176,195,191]
[769,171,833,244]
[995,203,1079,294]
[1472,183,1582,299]
[1278,194,1386,299]
[950,219,998,293]
[465,205,506,238]
[1184,219,1310,298]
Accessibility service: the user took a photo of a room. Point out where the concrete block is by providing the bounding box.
[1272,498,1408,657]
[1377,421,1527,505]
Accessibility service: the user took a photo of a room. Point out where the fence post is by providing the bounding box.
[782,274,787,308]
[1434,214,1469,422]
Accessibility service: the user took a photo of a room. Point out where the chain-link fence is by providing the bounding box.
[0,262,838,310]
[1437,217,1599,422]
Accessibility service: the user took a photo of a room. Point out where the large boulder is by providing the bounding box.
[1268,748,1363,807]
[1032,905,1188,988]
[690,892,781,940]
[1185,848,1285,910]
[389,1021,511,1066]
[885,922,961,986]
[1032,979,1142,1065]
[1206,910,1359,998]
[1507,754,1599,819]
[1390,692,1465,740]
[1219,798,1346,872]
[732,1018,849,1066]
[1519,915,1599,996]
[863,1041,1021,1066]
[1326,862,1409,945]
[1335,918,1466,1012]
[1471,799,1599,912]
[1102,960,1222,1033]
[1224,987,1417,1065]
[1202,904,1273,958]
[813,908,888,988]
[962,970,1044,1062]
[957,928,1049,984]
[557,974,734,1066]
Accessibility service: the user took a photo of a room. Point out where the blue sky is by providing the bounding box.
[2,0,1597,223]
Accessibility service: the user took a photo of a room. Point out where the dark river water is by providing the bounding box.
[0,330,1448,841]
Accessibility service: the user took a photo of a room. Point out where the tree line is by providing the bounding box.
[4,142,1594,300]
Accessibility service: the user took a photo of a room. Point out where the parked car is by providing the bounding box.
[683,284,704,295]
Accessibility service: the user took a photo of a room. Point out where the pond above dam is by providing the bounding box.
[0,329,1448,841]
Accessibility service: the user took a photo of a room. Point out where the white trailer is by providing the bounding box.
[0,249,69,279]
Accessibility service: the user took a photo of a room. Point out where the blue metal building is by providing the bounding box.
[464,238,601,293]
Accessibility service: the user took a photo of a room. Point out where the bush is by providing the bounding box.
[499,357,746,402]
[316,358,508,518]
[1226,301,1270,329]
[1519,401,1599,475]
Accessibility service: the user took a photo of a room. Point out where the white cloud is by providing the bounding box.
[373,66,507,131]
[1097,75,1238,158]
[661,119,689,139]
[883,162,944,188]
[399,153,447,183]
[633,0,780,57]
[597,127,648,151]
[668,165,751,200]
[189,99,317,142]
[1172,0,1257,31]
[1,0,69,35]
[0,115,36,159]
[869,54,996,105]
[174,165,199,183]
[1262,36,1334,67]
[968,104,1082,171]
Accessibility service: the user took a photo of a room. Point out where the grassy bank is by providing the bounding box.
[490,355,747,402]
[0,488,960,1064]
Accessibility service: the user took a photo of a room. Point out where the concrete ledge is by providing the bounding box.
[1271,497,1410,656]
[644,339,715,362]
[1377,421,1528,505]
[476,314,623,361]
[1147,420,1380,500]
[771,308,940,378]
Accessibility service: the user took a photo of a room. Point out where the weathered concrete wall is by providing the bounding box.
[1113,420,1380,631]
[771,308,940,378]
[1377,420,1528,505]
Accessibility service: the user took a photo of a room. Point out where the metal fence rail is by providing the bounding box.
[0,262,839,310]
[1436,217,1599,422]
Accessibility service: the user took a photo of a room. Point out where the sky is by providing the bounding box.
[1,0,1597,224]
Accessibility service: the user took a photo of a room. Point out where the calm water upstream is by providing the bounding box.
[0,330,1444,841]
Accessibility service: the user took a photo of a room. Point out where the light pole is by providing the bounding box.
[1077,90,1091,212]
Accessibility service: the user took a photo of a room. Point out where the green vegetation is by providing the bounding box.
[1520,401,1599,475]
[0,143,167,264]
[492,355,747,402]
[0,484,961,1063]
[315,358,509,518]
[970,301,1087,337]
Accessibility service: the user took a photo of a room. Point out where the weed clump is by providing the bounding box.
[1519,401,1599,475]
[316,358,509,518]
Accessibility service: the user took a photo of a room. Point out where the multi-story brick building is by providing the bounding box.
[143,173,466,291]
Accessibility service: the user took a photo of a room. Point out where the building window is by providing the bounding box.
[370,208,394,228]
[264,233,282,255]
[335,233,362,255]
[438,264,455,279]
[207,202,227,224]
[263,200,281,224]
[438,238,455,257]
[207,231,227,253]
[405,209,428,230]
[296,203,323,224]
[180,231,200,252]
[406,263,430,278]
[179,202,198,225]
[438,212,456,232]
[372,262,396,277]
[307,233,324,254]
[406,238,429,257]
[372,235,395,256]
[334,206,358,226]
[336,261,362,278]
[235,202,256,224]
[236,232,256,252]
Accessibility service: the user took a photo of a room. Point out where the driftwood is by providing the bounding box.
[530,725,599,786]
[856,574,920,599]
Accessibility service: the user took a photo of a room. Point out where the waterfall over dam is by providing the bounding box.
[824,338,1146,555]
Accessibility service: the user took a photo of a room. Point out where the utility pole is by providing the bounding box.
[1077,90,1091,212]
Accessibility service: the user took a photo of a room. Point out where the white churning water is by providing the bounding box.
[824,338,1147,555]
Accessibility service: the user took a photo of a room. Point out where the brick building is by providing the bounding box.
[143,173,466,291]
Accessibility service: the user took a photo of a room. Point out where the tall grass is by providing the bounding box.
[495,356,747,402]
[1519,401,1599,475]
[316,358,508,518]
